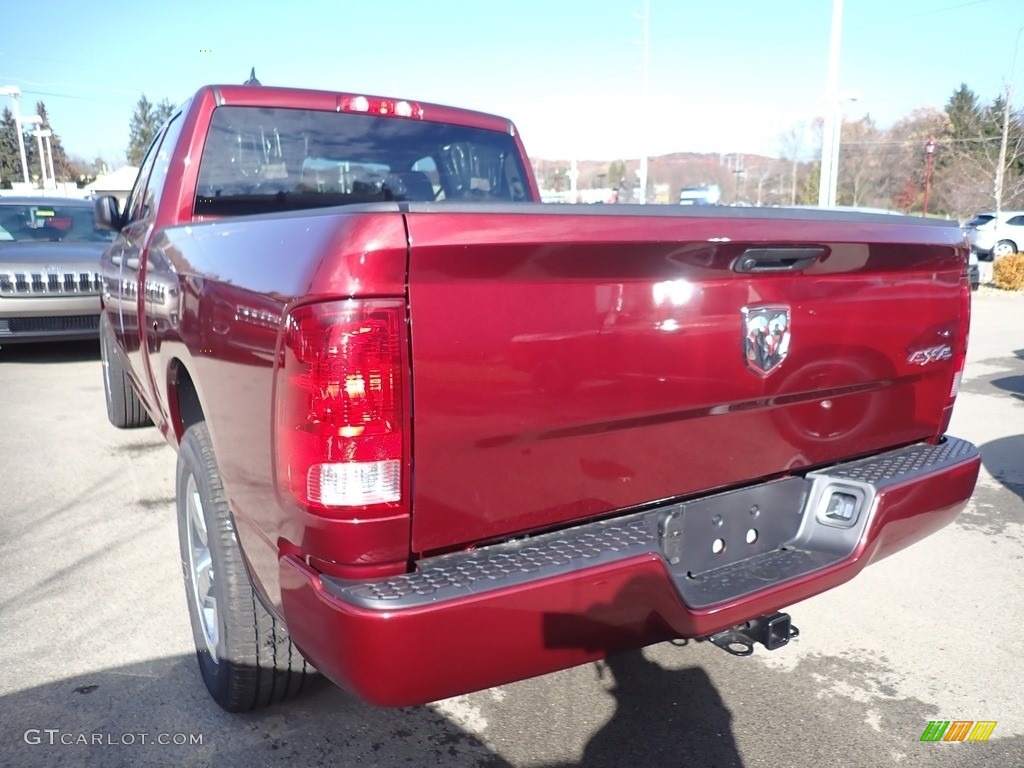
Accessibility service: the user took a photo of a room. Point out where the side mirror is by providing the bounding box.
[93,195,123,232]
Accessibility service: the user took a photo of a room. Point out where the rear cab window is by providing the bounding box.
[194,106,531,218]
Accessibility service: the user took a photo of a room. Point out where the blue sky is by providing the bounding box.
[1,0,1022,166]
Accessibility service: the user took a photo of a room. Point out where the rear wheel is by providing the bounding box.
[176,422,310,712]
[100,314,151,428]
[993,240,1018,258]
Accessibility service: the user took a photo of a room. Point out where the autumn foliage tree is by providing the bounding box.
[777,83,1024,219]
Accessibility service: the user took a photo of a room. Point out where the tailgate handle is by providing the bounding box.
[733,247,825,273]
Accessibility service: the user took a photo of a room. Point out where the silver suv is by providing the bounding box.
[963,210,1024,259]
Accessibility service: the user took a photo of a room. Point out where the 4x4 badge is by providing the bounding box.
[743,307,790,376]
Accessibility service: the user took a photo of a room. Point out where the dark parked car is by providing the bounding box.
[968,249,980,290]
[0,196,114,345]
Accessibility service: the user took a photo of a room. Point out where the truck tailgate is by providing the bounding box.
[405,206,967,555]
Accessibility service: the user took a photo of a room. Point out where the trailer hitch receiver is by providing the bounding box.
[706,612,799,656]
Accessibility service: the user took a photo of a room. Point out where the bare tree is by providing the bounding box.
[778,122,815,205]
[836,116,888,207]
[993,83,1024,211]
[746,161,786,206]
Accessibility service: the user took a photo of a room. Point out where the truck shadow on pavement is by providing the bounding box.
[0,650,744,768]
[979,434,1024,503]
[4,649,1023,767]
[989,374,1024,403]
[539,649,743,768]
[0,339,100,363]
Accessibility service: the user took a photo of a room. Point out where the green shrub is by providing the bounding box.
[993,252,1024,291]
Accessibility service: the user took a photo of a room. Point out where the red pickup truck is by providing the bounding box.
[95,82,980,712]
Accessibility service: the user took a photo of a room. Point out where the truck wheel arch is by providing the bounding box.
[169,360,205,444]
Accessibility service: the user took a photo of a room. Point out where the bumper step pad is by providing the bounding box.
[323,437,978,611]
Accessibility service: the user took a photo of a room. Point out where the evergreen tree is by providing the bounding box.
[608,160,627,188]
[937,82,1024,213]
[155,98,176,127]
[127,94,156,166]
[945,84,981,140]
[0,107,20,186]
[126,94,177,166]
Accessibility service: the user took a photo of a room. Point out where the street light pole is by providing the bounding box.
[732,153,744,203]
[818,0,844,207]
[828,108,843,206]
[637,0,650,205]
[923,138,936,217]
[994,81,1013,215]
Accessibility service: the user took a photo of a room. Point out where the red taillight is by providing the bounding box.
[951,274,971,397]
[339,95,424,119]
[275,299,406,516]
[936,274,971,438]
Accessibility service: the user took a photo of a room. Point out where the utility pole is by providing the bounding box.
[732,154,745,203]
[994,82,1014,216]
[995,27,1022,215]
[634,0,651,204]
[923,138,936,217]
[818,0,844,207]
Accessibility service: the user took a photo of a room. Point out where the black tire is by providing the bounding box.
[176,422,309,712]
[100,314,152,428]
[993,240,1018,258]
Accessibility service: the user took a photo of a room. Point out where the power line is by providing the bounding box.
[0,73,140,96]
[902,0,994,19]
[19,89,99,102]
[842,135,1024,147]
[12,88,125,106]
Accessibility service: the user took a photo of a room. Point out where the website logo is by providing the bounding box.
[920,720,997,742]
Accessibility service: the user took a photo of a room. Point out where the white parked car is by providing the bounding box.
[962,211,1024,259]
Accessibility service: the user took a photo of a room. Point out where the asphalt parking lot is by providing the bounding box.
[1,290,1023,768]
